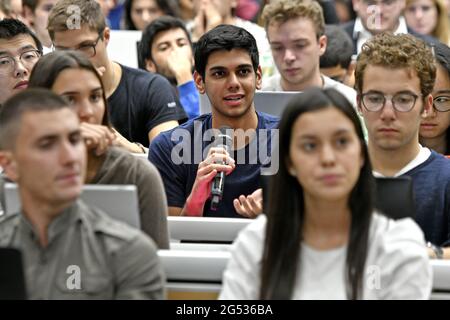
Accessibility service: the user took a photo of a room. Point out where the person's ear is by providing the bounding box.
[318,35,327,57]
[103,27,110,47]
[422,94,433,117]
[285,157,296,177]
[343,60,356,88]
[145,59,157,73]
[0,151,19,182]
[194,70,206,94]
[356,94,364,114]
[255,65,262,90]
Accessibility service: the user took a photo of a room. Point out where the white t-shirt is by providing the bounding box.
[219,213,432,300]
[373,145,431,178]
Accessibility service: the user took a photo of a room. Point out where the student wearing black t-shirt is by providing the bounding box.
[47,0,187,152]
[149,25,279,218]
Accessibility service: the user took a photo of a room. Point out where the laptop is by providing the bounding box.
[199,91,299,116]
[3,183,141,229]
[0,248,27,300]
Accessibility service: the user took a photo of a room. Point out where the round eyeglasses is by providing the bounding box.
[361,92,420,112]
[0,49,41,75]
[52,34,102,58]
[433,95,450,112]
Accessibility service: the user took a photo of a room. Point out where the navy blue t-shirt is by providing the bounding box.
[149,112,279,218]
[108,64,188,147]
[401,151,450,246]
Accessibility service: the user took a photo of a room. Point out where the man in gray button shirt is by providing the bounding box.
[0,88,165,299]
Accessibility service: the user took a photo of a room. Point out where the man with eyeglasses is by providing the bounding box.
[343,0,437,54]
[47,0,188,153]
[0,18,42,105]
[355,33,450,259]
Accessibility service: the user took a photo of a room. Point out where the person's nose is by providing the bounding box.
[14,58,29,78]
[59,139,80,166]
[422,103,437,119]
[227,72,240,91]
[379,97,397,122]
[77,99,95,123]
[142,9,151,23]
[283,49,296,64]
[320,143,336,167]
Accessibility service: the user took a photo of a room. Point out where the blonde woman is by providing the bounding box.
[405,0,450,45]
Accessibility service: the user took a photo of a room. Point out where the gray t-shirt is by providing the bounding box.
[92,147,169,249]
[0,201,165,299]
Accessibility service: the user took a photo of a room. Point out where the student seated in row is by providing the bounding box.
[28,50,170,249]
[149,25,279,218]
[0,89,165,299]
[355,33,450,257]
[47,0,188,151]
[419,41,450,156]
[220,88,431,300]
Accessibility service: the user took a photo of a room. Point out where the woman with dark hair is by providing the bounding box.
[28,50,170,249]
[420,42,450,156]
[220,88,431,299]
[122,0,180,30]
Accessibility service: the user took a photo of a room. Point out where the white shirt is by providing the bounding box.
[219,213,432,300]
[354,16,409,54]
[373,145,431,178]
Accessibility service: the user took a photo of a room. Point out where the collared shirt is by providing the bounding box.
[0,200,165,300]
[354,16,409,54]
[373,145,431,177]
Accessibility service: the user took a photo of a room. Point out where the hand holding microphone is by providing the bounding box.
[183,127,234,216]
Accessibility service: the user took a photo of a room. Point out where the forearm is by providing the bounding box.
[181,194,206,217]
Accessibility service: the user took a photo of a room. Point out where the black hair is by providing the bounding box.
[0,18,43,53]
[28,50,110,126]
[138,15,192,70]
[123,0,180,30]
[260,87,374,300]
[194,24,259,79]
[0,88,71,149]
[320,24,354,69]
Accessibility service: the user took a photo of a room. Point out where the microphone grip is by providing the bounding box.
[210,171,225,211]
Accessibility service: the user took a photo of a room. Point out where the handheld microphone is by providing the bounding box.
[210,126,232,211]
